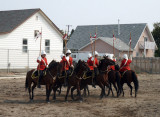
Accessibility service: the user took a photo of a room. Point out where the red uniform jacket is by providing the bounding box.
[37,57,48,70]
[61,56,73,71]
[87,57,94,70]
[119,59,132,72]
[94,57,99,68]
[108,59,116,70]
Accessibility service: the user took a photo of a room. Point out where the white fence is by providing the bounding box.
[0,49,62,72]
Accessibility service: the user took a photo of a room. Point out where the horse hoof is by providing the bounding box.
[47,101,50,104]
[29,99,33,103]
[79,100,83,103]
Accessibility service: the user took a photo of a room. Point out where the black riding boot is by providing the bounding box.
[37,70,43,88]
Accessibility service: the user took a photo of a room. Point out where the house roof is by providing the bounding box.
[0,8,63,36]
[67,23,147,50]
[99,37,133,51]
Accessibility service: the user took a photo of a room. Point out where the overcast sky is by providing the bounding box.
[1,0,160,32]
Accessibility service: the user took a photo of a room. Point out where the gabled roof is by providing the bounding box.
[0,8,63,36]
[67,23,147,50]
[0,9,39,34]
[99,37,133,51]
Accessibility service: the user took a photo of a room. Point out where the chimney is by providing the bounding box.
[118,19,120,35]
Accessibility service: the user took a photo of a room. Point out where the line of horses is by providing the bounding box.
[25,57,139,103]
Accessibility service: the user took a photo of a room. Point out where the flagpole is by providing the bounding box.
[129,32,131,58]
[113,30,115,56]
[38,27,42,83]
[39,27,42,56]
[90,33,93,56]
[93,27,97,66]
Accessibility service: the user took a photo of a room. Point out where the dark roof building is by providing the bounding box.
[68,23,157,57]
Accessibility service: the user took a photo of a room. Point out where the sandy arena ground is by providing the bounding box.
[0,73,159,117]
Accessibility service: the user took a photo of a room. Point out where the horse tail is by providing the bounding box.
[132,71,139,92]
[25,72,29,90]
[115,71,121,91]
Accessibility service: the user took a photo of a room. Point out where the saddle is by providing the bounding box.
[31,69,47,79]
[121,70,129,78]
[82,71,94,80]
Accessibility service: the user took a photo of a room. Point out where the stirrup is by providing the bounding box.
[37,83,41,88]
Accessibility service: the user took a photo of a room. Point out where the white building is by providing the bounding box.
[0,8,63,71]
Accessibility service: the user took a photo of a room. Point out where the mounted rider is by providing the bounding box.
[37,50,48,88]
[107,54,116,71]
[87,53,95,87]
[60,49,74,86]
[93,51,99,87]
[119,54,132,74]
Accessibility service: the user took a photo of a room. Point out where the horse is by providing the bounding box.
[120,70,139,97]
[115,64,139,97]
[65,60,90,102]
[71,57,115,99]
[106,69,122,97]
[53,60,90,102]
[25,60,62,102]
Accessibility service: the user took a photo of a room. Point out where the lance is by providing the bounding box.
[129,32,131,57]
[90,33,93,56]
[38,27,42,79]
[113,30,115,56]
[93,27,97,66]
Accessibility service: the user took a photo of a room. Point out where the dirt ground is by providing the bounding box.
[0,73,159,117]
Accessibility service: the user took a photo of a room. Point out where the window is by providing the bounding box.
[36,16,38,21]
[45,40,50,53]
[144,37,148,42]
[22,39,28,53]
[72,54,76,58]
[136,52,139,57]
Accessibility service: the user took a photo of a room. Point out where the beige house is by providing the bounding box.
[68,23,157,59]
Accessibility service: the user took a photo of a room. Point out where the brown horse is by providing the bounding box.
[71,57,115,99]
[107,69,122,97]
[120,70,139,97]
[65,60,90,102]
[53,60,90,102]
[25,60,62,102]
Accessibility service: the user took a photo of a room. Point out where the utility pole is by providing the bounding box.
[66,25,72,38]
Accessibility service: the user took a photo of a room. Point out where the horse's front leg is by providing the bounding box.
[65,85,71,102]
[77,82,82,102]
[71,86,76,100]
[31,83,36,100]
[53,85,59,100]
[46,84,51,103]
[98,82,105,99]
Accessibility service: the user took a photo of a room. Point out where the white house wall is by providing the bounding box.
[0,11,63,69]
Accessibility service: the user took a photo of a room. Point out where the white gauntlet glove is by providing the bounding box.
[37,56,41,61]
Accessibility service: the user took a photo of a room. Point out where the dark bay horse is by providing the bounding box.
[71,57,115,99]
[25,60,62,102]
[53,60,89,102]
[120,70,139,97]
[107,69,122,97]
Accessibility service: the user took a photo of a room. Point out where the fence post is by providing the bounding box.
[28,50,29,71]
[7,49,10,74]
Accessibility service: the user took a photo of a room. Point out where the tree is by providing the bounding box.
[152,22,160,57]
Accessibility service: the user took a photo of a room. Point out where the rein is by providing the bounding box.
[48,69,56,80]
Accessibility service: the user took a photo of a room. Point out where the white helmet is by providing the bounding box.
[88,53,92,58]
[95,51,98,55]
[60,54,65,59]
[108,54,113,60]
[105,53,109,57]
[41,50,46,55]
[66,49,71,54]
[123,54,128,60]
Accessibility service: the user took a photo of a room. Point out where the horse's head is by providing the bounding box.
[98,57,115,71]
[74,60,90,75]
[48,60,62,76]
